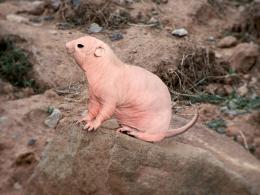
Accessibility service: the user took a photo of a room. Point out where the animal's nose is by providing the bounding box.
[65,42,75,54]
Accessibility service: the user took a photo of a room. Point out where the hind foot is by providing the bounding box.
[127,131,165,142]
[116,126,137,133]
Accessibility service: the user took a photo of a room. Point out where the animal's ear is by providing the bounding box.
[94,46,104,57]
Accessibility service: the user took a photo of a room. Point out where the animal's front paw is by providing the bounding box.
[83,120,101,131]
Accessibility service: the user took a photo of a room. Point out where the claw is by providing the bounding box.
[83,123,90,130]
[83,120,100,131]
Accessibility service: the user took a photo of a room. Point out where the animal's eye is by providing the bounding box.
[77,44,84,48]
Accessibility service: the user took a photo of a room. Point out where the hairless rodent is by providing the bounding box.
[66,36,198,142]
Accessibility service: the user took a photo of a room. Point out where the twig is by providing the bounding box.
[127,23,158,27]
[238,130,249,150]
[169,90,197,98]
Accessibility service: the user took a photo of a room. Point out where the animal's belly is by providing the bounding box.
[114,106,171,132]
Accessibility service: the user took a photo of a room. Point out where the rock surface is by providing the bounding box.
[229,43,259,73]
[27,117,260,195]
[44,108,62,128]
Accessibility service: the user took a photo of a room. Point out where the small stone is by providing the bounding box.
[42,15,54,21]
[172,28,188,37]
[48,30,58,35]
[72,0,81,7]
[6,14,29,24]
[110,33,124,41]
[14,182,22,190]
[50,0,61,11]
[89,23,103,33]
[147,17,159,25]
[45,138,53,145]
[237,84,248,96]
[0,116,8,124]
[214,51,222,58]
[30,17,42,23]
[204,83,219,95]
[223,85,233,95]
[152,0,168,4]
[27,138,37,146]
[208,36,215,42]
[249,77,257,86]
[28,1,45,15]
[44,108,62,128]
[217,36,238,48]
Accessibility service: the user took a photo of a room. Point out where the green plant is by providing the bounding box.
[0,39,36,88]
[191,92,260,111]
[206,118,227,134]
[190,94,225,104]
[47,106,54,115]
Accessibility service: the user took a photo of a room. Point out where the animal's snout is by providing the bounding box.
[65,42,75,54]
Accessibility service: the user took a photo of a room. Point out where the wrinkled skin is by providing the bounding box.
[66,36,198,142]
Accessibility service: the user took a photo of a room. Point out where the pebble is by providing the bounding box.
[30,17,42,23]
[28,0,45,15]
[172,28,188,37]
[44,108,62,128]
[72,0,81,7]
[27,138,37,146]
[110,33,124,41]
[49,30,58,35]
[237,84,248,97]
[208,36,215,42]
[89,23,103,33]
[42,15,54,21]
[0,116,8,124]
[50,0,61,11]
[14,182,22,190]
[148,17,159,25]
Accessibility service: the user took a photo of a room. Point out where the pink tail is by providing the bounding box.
[165,110,199,138]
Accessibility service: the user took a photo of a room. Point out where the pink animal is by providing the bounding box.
[66,36,198,142]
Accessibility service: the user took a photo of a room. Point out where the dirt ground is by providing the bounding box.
[0,0,259,194]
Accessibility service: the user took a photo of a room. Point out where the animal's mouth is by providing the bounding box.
[66,49,74,54]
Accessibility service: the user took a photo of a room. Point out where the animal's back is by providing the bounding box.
[114,65,172,133]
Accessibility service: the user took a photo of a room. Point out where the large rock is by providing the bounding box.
[229,43,259,73]
[27,117,260,195]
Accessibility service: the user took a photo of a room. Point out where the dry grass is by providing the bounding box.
[53,0,130,29]
[156,46,227,100]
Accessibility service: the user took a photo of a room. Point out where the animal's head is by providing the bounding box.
[65,36,106,70]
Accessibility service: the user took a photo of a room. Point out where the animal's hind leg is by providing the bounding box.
[116,125,138,133]
[116,125,164,142]
[127,131,165,142]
